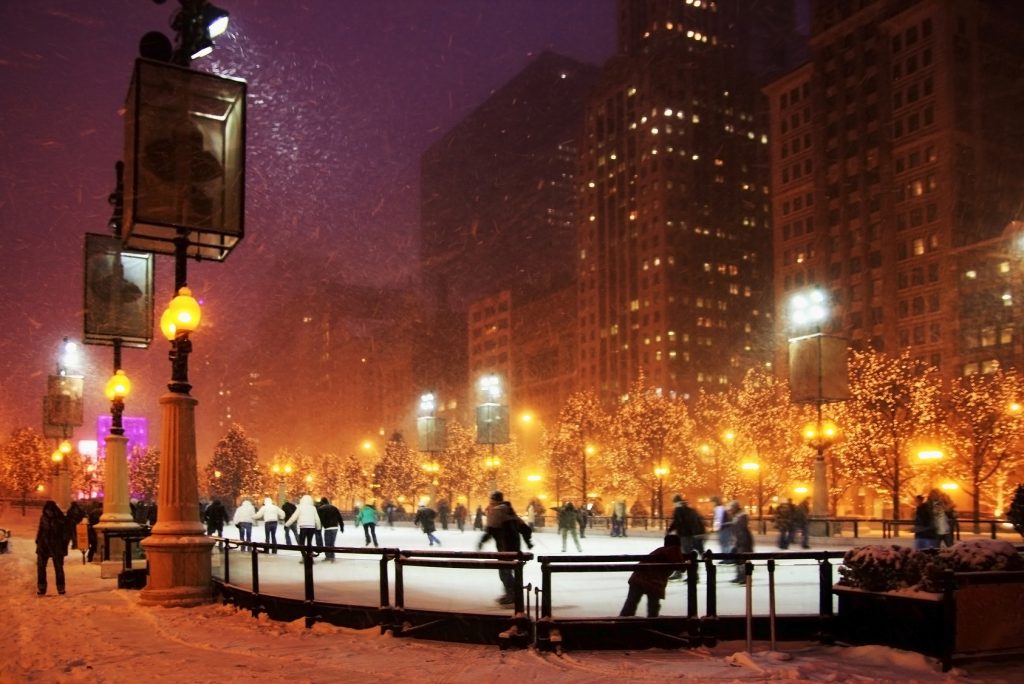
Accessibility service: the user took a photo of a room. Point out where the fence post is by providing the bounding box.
[541,559,552,618]
[250,543,260,599]
[686,549,699,619]
[379,551,391,608]
[302,550,316,628]
[818,553,834,644]
[703,552,718,647]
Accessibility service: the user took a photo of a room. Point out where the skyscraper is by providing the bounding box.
[419,52,600,413]
[767,0,1024,377]
[577,0,801,402]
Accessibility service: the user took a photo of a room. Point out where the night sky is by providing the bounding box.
[0,1,617,454]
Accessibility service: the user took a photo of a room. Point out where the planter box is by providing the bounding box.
[834,571,1024,668]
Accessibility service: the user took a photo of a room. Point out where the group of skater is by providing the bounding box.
[201,495,384,554]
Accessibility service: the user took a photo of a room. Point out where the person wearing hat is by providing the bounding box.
[667,494,705,580]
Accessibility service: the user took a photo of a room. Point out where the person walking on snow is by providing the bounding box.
[36,500,69,596]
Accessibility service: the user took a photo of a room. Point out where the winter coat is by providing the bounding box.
[232,499,257,526]
[480,501,532,552]
[317,498,344,530]
[913,501,936,539]
[727,510,754,553]
[414,506,437,534]
[285,494,322,529]
[357,504,379,525]
[668,503,706,539]
[204,500,229,527]
[36,501,69,558]
[254,498,284,524]
[627,543,686,599]
[282,501,297,527]
[555,504,581,531]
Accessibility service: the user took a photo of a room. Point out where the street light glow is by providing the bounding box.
[741,461,760,471]
[789,287,829,326]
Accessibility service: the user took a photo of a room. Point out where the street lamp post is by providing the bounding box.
[96,367,141,570]
[271,463,292,504]
[417,392,446,506]
[788,288,848,531]
[476,375,508,494]
[653,465,669,528]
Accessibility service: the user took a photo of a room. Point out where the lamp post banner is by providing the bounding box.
[83,233,154,348]
[788,334,849,403]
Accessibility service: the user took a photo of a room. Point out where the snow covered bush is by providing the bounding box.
[839,540,1023,593]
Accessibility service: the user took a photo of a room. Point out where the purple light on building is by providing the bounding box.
[96,415,149,463]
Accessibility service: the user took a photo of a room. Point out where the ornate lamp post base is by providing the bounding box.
[139,391,212,607]
[96,433,142,574]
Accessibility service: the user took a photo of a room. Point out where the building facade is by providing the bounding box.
[767,0,1024,378]
[576,0,800,404]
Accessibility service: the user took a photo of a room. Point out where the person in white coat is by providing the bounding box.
[285,494,322,555]
[233,498,257,543]
[254,497,284,553]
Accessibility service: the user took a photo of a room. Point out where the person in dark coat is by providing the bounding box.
[478,491,533,605]
[86,502,103,562]
[667,494,705,580]
[438,499,450,531]
[473,505,484,531]
[203,498,228,546]
[413,504,441,546]
[281,499,298,546]
[454,502,467,532]
[36,500,69,595]
[723,501,754,583]
[619,535,685,617]
[912,494,937,550]
[65,501,86,550]
[317,497,344,561]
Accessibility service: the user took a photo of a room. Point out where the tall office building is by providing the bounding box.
[767,0,1024,376]
[419,52,600,414]
[577,0,801,403]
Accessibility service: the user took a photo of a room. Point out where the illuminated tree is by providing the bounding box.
[607,375,697,519]
[945,366,1024,529]
[204,424,262,505]
[336,452,369,510]
[545,390,609,505]
[128,445,160,502]
[832,350,944,519]
[694,367,809,512]
[1,427,50,514]
[266,447,312,503]
[376,431,419,502]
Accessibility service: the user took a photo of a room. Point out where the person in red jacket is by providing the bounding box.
[619,534,685,617]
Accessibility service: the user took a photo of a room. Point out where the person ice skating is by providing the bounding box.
[667,495,705,580]
[317,497,344,561]
[553,501,583,552]
[792,497,811,549]
[723,501,754,583]
[438,499,450,531]
[478,491,533,605]
[414,504,442,546]
[912,494,936,550]
[233,497,257,543]
[711,496,732,553]
[454,502,467,532]
[384,501,396,529]
[36,500,69,596]
[774,498,794,549]
[357,501,380,547]
[254,497,284,552]
[203,498,228,545]
[285,494,322,559]
[473,505,484,531]
[611,499,628,537]
[281,499,298,546]
[618,535,685,617]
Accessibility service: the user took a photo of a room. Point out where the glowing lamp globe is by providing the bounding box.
[104,369,132,401]
[160,287,202,340]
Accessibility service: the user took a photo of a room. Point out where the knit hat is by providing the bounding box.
[490,491,504,502]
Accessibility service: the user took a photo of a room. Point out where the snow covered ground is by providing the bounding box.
[3,506,1023,683]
